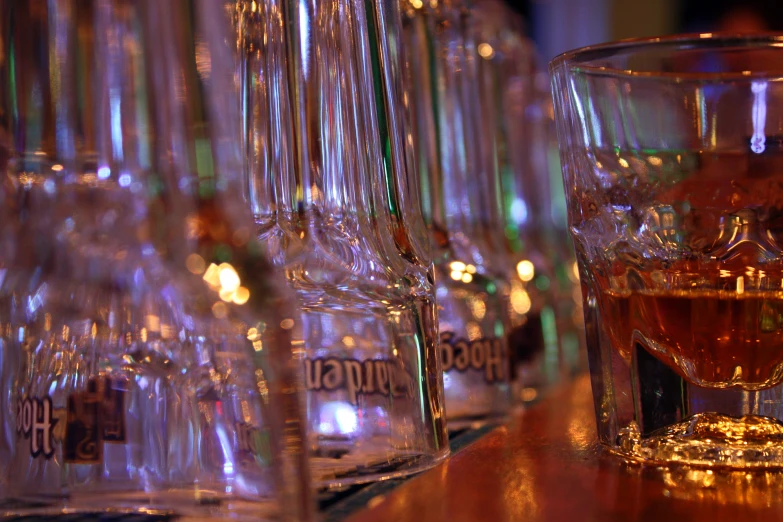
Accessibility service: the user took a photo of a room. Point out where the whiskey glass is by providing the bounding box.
[0,0,313,518]
[235,0,449,486]
[552,34,783,467]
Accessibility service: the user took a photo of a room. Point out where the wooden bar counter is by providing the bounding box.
[347,375,783,522]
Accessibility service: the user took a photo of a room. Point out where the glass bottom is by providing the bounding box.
[311,447,449,488]
[445,413,507,432]
[1,490,279,521]
[614,413,783,468]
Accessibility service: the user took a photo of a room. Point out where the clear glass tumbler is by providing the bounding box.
[0,0,313,518]
[552,34,783,468]
[236,0,449,486]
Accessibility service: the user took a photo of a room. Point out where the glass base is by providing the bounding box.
[615,413,783,468]
[311,448,448,488]
[1,490,280,521]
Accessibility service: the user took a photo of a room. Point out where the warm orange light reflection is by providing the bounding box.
[186,253,206,274]
[218,263,240,292]
[212,301,228,319]
[233,287,250,305]
[517,260,534,282]
[280,318,295,330]
[511,287,531,315]
[478,43,495,59]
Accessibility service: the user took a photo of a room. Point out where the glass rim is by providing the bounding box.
[549,32,783,82]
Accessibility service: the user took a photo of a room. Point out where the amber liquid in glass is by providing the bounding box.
[601,285,783,389]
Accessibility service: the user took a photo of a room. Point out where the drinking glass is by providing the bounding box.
[0,0,314,518]
[401,0,512,429]
[466,1,564,402]
[527,61,588,378]
[236,0,449,486]
[552,34,783,467]
[517,53,589,383]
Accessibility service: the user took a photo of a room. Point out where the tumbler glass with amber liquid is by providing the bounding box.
[552,34,783,467]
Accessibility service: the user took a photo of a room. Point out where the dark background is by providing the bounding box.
[503,0,783,62]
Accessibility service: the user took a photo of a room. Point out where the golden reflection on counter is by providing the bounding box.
[346,375,783,522]
[654,465,783,507]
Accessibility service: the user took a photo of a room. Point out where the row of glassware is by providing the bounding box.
[0,0,584,519]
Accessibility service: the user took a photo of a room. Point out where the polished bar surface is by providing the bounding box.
[347,375,783,522]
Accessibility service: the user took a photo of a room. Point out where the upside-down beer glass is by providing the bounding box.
[0,1,313,518]
[466,1,564,401]
[402,0,512,430]
[552,34,783,467]
[236,0,449,486]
